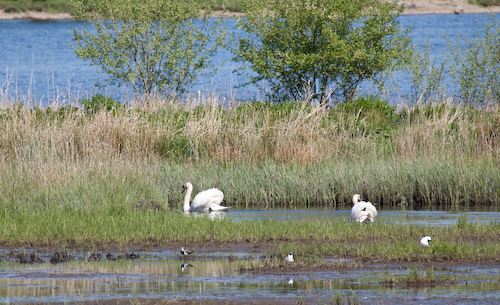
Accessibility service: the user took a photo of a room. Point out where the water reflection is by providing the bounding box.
[226,210,500,226]
[183,211,227,221]
[1,258,500,303]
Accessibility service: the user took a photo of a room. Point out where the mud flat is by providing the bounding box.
[1,245,500,305]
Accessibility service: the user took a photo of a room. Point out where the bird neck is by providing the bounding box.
[183,185,193,212]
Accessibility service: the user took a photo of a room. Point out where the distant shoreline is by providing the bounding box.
[1,1,499,20]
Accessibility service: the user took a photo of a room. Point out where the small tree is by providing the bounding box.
[233,0,411,102]
[445,15,500,106]
[71,0,226,100]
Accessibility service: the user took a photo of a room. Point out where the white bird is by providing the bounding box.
[351,194,377,224]
[285,252,294,263]
[182,182,229,213]
[420,236,432,247]
[180,247,194,256]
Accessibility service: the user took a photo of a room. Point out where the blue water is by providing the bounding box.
[200,209,500,227]
[0,14,497,104]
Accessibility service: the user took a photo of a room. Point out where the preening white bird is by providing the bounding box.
[182,182,229,213]
[420,236,432,247]
[285,252,294,263]
[351,194,377,224]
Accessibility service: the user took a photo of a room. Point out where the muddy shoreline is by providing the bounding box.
[4,240,500,265]
[3,241,499,305]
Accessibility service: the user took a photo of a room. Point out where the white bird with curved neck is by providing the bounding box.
[182,182,229,213]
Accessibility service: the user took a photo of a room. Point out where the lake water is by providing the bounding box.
[225,209,500,226]
[0,13,498,105]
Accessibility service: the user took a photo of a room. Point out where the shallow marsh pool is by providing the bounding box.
[2,209,500,304]
[1,252,500,304]
[217,209,500,226]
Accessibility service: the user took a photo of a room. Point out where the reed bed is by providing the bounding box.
[0,98,499,209]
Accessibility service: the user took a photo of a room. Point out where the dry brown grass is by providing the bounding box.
[0,97,499,169]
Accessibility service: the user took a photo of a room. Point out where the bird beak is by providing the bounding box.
[181,185,186,193]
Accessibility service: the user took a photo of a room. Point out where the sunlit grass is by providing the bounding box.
[2,200,500,262]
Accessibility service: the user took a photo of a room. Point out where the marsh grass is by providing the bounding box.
[330,293,360,305]
[2,199,500,262]
[383,266,458,285]
[0,98,499,209]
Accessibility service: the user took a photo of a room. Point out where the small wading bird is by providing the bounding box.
[180,247,194,256]
[420,236,432,247]
[182,182,229,213]
[181,262,195,272]
[285,252,294,263]
[351,194,377,224]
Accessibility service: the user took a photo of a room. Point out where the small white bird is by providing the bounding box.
[351,194,377,224]
[182,182,229,213]
[288,278,294,286]
[180,247,194,256]
[285,252,294,263]
[420,236,432,247]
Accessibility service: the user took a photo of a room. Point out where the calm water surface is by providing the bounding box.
[1,252,499,304]
[0,13,498,104]
[225,209,500,226]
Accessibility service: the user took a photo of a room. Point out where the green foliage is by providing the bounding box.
[337,96,395,117]
[71,0,226,99]
[33,105,80,121]
[0,0,73,13]
[233,0,412,102]
[473,0,500,7]
[336,96,399,134]
[79,94,123,114]
[445,15,500,106]
[399,39,447,104]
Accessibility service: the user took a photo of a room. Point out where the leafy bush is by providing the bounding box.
[79,94,123,114]
[336,96,399,134]
[233,0,411,102]
[71,0,226,100]
[445,15,500,106]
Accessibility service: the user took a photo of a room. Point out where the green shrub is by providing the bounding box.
[336,96,399,134]
[79,94,123,114]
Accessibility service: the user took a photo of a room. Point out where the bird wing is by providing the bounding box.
[364,202,377,218]
[351,204,364,222]
[351,201,377,223]
[191,188,224,211]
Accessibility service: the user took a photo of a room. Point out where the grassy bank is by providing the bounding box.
[0,0,73,14]
[0,0,243,15]
[2,201,500,262]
